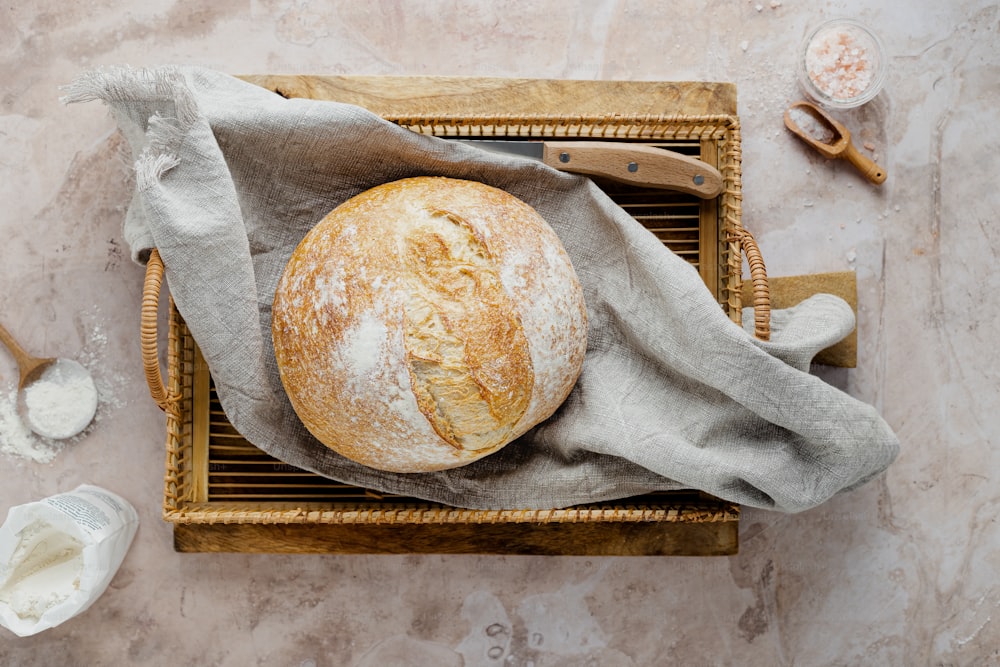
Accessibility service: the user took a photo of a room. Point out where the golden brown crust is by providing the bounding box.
[272,177,587,472]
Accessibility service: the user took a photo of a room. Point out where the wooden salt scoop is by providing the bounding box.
[784,101,887,184]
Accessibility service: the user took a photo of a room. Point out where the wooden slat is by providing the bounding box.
[699,139,722,294]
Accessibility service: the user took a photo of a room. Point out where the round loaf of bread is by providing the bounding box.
[271,176,587,473]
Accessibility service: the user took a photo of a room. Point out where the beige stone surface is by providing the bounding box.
[1,1,997,664]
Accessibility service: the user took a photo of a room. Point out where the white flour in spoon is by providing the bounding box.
[22,359,98,440]
[1,310,121,461]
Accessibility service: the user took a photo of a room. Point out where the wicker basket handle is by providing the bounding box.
[141,248,177,411]
[734,228,771,341]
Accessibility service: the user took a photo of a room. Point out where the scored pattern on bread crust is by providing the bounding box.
[401,206,532,452]
[272,177,587,473]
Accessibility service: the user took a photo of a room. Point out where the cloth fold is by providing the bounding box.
[65,65,899,512]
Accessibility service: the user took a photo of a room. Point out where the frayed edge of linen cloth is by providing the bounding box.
[62,66,194,192]
[65,65,900,512]
[62,65,201,258]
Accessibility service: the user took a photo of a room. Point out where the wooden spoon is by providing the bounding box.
[0,321,97,439]
[784,101,887,185]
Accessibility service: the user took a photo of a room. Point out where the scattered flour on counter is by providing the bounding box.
[77,307,128,413]
[0,386,65,463]
[0,521,84,621]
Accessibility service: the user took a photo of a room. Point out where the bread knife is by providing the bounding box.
[451,139,723,198]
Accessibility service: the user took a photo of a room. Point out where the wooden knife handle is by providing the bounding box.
[540,141,723,197]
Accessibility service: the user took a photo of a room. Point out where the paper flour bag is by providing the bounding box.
[0,484,139,637]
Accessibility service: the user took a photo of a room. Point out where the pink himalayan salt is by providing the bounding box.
[806,26,875,101]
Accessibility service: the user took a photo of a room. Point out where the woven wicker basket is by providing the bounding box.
[142,111,770,556]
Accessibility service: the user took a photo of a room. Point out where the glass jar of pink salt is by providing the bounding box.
[799,19,887,109]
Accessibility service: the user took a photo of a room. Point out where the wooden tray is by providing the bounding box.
[151,76,751,556]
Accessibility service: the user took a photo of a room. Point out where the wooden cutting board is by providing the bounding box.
[161,76,746,557]
[742,271,858,367]
[166,76,853,556]
[238,75,738,117]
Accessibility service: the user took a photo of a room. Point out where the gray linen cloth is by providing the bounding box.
[65,66,899,512]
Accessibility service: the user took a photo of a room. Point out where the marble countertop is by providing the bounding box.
[1,1,997,664]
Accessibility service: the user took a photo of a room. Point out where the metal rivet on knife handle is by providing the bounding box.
[693,174,705,185]
[559,152,570,163]
[627,162,638,173]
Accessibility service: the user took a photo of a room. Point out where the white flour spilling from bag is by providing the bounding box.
[0,523,83,620]
[0,485,139,637]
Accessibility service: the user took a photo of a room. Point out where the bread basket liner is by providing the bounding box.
[66,66,899,513]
